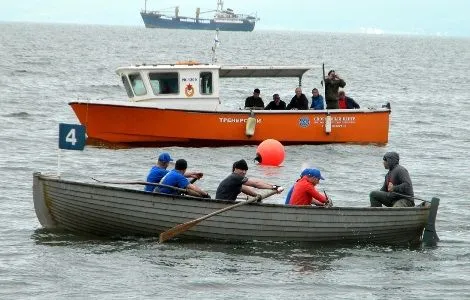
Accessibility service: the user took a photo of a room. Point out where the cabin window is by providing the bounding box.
[128,73,147,96]
[200,72,213,95]
[148,72,179,95]
[121,75,134,98]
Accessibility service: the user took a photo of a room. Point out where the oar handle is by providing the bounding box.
[91,178,188,194]
[391,192,430,203]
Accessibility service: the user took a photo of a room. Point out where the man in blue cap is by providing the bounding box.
[144,152,202,192]
[287,168,329,206]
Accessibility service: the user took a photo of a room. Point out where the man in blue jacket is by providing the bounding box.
[310,88,324,110]
[159,159,210,198]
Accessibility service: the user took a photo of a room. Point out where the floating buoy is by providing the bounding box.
[254,139,285,166]
[245,111,256,137]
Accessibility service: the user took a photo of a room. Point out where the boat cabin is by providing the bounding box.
[116,62,314,110]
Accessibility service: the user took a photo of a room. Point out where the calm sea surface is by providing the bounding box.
[1,22,469,299]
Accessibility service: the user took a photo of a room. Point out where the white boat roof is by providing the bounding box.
[116,64,316,78]
[219,66,315,78]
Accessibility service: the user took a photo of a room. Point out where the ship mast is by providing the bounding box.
[211,29,220,64]
[216,0,224,12]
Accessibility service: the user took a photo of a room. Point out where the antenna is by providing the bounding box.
[211,29,220,64]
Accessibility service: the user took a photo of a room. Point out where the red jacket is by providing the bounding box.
[289,177,327,206]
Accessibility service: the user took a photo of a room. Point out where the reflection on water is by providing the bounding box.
[32,228,431,273]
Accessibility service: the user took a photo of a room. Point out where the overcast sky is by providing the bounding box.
[1,0,469,37]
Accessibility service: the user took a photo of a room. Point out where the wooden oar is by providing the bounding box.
[391,192,430,203]
[159,187,284,243]
[91,178,188,194]
[324,190,333,208]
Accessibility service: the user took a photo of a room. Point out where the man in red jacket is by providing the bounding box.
[289,168,329,206]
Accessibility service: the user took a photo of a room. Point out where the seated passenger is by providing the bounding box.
[215,159,281,201]
[338,91,360,109]
[286,87,309,110]
[284,169,310,204]
[158,159,210,198]
[244,88,264,110]
[287,168,329,206]
[310,88,325,110]
[264,93,286,110]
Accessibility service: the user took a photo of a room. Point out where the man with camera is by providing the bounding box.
[324,70,346,109]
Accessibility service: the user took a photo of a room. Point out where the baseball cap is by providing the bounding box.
[158,152,173,163]
[301,168,325,180]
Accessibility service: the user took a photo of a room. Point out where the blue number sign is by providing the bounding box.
[58,123,86,150]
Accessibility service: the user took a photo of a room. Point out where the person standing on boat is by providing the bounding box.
[338,91,360,109]
[244,88,264,110]
[287,168,329,206]
[215,159,281,201]
[286,87,309,110]
[310,88,325,110]
[369,152,414,207]
[264,93,286,110]
[159,159,210,198]
[324,70,346,109]
[144,152,203,192]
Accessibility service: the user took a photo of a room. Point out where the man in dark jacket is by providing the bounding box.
[286,87,309,110]
[215,159,279,201]
[244,88,264,110]
[369,152,415,207]
[324,70,346,109]
[338,91,360,109]
[265,93,286,110]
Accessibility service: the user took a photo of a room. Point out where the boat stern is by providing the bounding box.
[32,172,57,228]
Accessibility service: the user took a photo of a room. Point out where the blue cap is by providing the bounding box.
[158,152,173,163]
[301,168,325,180]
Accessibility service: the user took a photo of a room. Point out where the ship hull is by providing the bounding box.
[140,12,255,32]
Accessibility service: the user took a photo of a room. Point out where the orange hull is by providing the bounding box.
[70,102,390,146]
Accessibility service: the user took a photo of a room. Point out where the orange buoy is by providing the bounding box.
[254,139,285,166]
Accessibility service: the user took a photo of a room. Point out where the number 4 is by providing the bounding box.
[65,128,77,145]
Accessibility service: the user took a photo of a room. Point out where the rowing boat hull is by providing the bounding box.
[33,173,433,245]
[69,102,390,146]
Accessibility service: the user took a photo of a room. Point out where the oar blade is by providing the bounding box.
[159,219,200,243]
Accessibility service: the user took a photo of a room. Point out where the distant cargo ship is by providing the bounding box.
[140,0,259,32]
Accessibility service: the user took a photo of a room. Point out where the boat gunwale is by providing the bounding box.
[68,101,391,115]
[36,173,430,212]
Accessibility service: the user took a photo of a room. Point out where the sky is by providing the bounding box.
[1,0,469,37]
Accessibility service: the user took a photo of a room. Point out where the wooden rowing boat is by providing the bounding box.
[33,172,439,245]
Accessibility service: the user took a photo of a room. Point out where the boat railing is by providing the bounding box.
[141,10,163,16]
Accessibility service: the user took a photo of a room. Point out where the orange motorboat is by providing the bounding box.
[70,63,391,147]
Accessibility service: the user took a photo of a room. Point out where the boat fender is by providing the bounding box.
[325,113,332,134]
[246,111,256,137]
